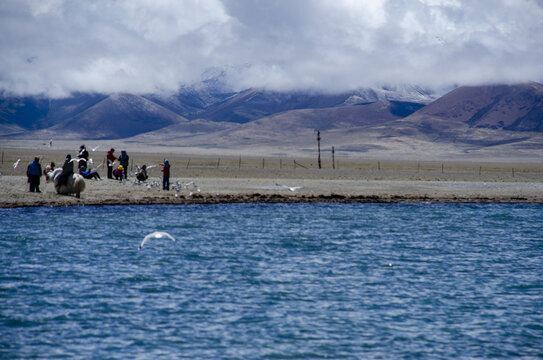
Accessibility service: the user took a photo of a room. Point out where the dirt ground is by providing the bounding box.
[1,146,543,207]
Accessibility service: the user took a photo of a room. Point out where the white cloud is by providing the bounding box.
[0,0,542,97]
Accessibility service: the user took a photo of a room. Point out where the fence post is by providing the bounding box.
[317,130,321,169]
[217,158,220,168]
[332,146,335,170]
[280,158,282,169]
[512,168,515,178]
[238,155,241,169]
[479,166,482,176]
[442,164,444,173]
[262,158,265,168]
[1,151,3,164]
[186,159,191,169]
[378,161,381,171]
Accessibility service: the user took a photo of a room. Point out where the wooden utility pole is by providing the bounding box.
[317,130,321,169]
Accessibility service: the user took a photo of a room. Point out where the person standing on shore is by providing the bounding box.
[26,157,42,192]
[106,148,117,179]
[161,159,170,191]
[118,149,129,180]
[78,145,89,173]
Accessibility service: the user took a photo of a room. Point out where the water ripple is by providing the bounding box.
[1,203,542,359]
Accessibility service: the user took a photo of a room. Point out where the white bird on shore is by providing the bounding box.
[276,183,303,191]
[91,145,100,151]
[13,159,21,169]
[139,231,176,250]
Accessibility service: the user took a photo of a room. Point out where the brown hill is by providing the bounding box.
[32,93,188,139]
[407,82,543,132]
[368,82,543,151]
[129,101,422,149]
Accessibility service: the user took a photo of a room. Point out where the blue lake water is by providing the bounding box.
[1,203,542,359]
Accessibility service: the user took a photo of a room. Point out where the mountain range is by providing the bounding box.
[1,82,542,158]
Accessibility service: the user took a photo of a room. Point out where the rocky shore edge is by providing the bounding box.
[2,192,541,208]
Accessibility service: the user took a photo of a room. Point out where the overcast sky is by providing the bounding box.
[1,0,542,98]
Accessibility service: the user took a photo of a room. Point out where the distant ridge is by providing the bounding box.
[0,84,436,135]
[1,83,542,158]
[34,93,188,139]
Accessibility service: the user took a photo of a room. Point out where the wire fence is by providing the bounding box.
[1,150,542,182]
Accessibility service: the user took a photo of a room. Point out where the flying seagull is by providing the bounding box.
[13,159,21,169]
[139,231,176,250]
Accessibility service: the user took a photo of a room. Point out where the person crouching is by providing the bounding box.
[113,165,124,181]
[136,165,148,182]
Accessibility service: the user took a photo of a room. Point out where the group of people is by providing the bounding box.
[106,148,171,190]
[25,152,77,193]
[107,148,129,180]
[26,146,173,192]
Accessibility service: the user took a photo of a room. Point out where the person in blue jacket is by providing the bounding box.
[26,156,42,192]
[118,149,129,180]
[81,168,101,180]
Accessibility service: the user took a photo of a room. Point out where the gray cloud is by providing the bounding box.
[1,0,542,97]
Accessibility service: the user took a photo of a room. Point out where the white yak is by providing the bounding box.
[47,168,86,198]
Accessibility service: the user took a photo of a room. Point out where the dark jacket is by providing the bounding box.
[27,161,42,176]
[119,152,129,167]
[78,148,89,160]
[62,157,74,174]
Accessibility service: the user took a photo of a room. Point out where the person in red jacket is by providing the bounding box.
[106,148,117,179]
[161,159,170,191]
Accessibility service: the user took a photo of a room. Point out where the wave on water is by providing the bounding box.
[1,203,542,358]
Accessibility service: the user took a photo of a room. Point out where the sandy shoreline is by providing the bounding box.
[1,175,543,208]
[1,147,543,207]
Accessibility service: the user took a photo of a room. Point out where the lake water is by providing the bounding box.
[1,203,542,359]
